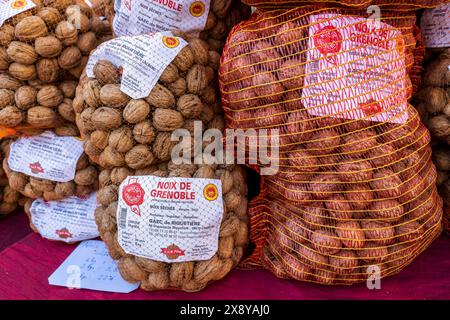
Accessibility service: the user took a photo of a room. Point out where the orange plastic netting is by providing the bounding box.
[219,6,443,284]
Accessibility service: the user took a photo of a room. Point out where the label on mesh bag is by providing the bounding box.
[421,3,450,48]
[303,14,409,124]
[7,131,84,183]
[117,176,223,263]
[0,0,36,27]
[112,0,210,38]
[29,193,99,243]
[86,32,187,99]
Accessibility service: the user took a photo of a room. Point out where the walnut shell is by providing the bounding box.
[189,39,209,65]
[83,79,102,108]
[74,166,97,186]
[35,36,63,58]
[177,94,203,118]
[0,25,15,47]
[14,86,37,110]
[145,84,175,109]
[36,58,59,83]
[37,85,63,107]
[27,106,58,128]
[100,84,130,108]
[0,89,14,109]
[0,47,11,70]
[55,20,78,46]
[108,126,134,153]
[153,108,184,132]
[167,78,187,97]
[160,63,179,84]
[123,99,150,124]
[37,7,62,27]
[173,46,194,72]
[125,145,155,169]
[0,106,23,127]
[14,16,48,41]
[0,74,22,90]
[153,132,175,161]
[9,62,36,81]
[91,107,122,130]
[6,41,37,65]
[93,60,119,85]
[133,121,156,144]
[58,98,75,122]
[58,46,82,69]
[186,64,208,94]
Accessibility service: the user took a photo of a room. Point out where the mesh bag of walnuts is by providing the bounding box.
[240,0,448,10]
[219,7,444,284]
[74,32,225,168]
[23,192,100,243]
[95,162,249,292]
[0,0,112,130]
[111,0,251,52]
[2,131,98,201]
[0,138,27,216]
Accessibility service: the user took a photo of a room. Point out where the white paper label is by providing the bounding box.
[421,3,450,48]
[113,0,210,38]
[0,0,36,27]
[48,240,140,293]
[30,193,100,243]
[86,32,187,99]
[117,176,223,263]
[302,14,408,124]
[8,131,84,183]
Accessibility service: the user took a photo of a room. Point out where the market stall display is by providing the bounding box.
[219,6,443,284]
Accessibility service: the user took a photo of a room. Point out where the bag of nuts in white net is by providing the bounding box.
[95,162,249,292]
[74,32,225,168]
[23,192,100,243]
[2,131,98,201]
[0,0,112,130]
[0,138,27,216]
[111,0,251,52]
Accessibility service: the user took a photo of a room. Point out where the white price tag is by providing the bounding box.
[117,176,224,263]
[421,3,450,48]
[113,0,210,38]
[8,131,84,182]
[86,33,188,99]
[302,14,409,124]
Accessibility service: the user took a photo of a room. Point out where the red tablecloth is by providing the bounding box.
[0,212,31,253]
[1,231,450,300]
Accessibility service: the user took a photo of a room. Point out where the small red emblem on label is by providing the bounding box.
[56,228,72,239]
[122,177,145,216]
[29,162,44,174]
[314,25,343,65]
[161,244,185,260]
[360,99,382,117]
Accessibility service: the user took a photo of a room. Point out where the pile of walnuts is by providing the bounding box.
[415,49,450,144]
[2,139,98,201]
[219,8,443,284]
[0,1,111,129]
[74,36,225,168]
[95,163,249,292]
[0,139,27,216]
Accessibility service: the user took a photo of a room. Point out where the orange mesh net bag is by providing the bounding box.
[241,0,449,10]
[219,6,444,284]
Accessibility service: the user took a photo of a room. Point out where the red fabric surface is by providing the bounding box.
[0,211,32,253]
[0,232,450,300]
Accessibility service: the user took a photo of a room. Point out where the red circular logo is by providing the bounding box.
[314,25,342,64]
[122,181,145,206]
